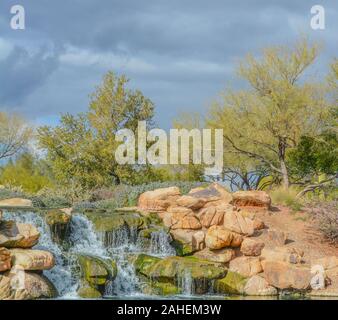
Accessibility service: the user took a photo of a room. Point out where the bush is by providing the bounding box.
[307,201,338,244]
[0,186,26,201]
[73,201,99,212]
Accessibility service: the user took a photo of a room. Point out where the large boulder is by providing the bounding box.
[194,248,235,264]
[244,275,278,296]
[213,271,248,295]
[164,207,201,230]
[0,271,57,300]
[10,249,55,270]
[0,221,40,248]
[45,209,72,244]
[138,187,181,211]
[188,183,233,207]
[240,238,265,256]
[197,206,225,228]
[78,254,117,286]
[0,198,32,208]
[170,229,205,256]
[229,256,263,277]
[265,229,287,247]
[223,211,255,236]
[232,191,271,209]
[134,254,226,294]
[0,247,11,272]
[264,261,311,290]
[260,247,304,269]
[175,195,206,210]
[205,225,243,250]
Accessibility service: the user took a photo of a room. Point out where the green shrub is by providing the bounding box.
[0,186,26,200]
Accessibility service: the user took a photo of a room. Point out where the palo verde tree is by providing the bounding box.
[207,38,331,189]
[0,112,32,161]
[38,71,154,188]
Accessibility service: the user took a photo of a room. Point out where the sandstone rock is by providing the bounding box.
[10,249,55,270]
[189,183,232,207]
[194,248,235,263]
[197,207,224,228]
[0,247,11,272]
[0,198,33,208]
[229,256,263,277]
[213,271,248,295]
[165,207,202,230]
[264,261,311,290]
[0,271,57,300]
[134,254,226,294]
[244,275,278,296]
[239,210,265,230]
[170,229,205,255]
[232,191,271,209]
[260,247,304,268]
[0,221,40,248]
[138,187,180,211]
[223,211,254,236]
[175,195,206,210]
[45,209,71,244]
[240,238,265,256]
[205,225,243,249]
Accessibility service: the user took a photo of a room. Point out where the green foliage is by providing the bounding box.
[207,38,330,189]
[270,187,303,211]
[0,112,32,161]
[0,153,54,193]
[0,186,25,201]
[38,71,155,189]
[288,132,338,178]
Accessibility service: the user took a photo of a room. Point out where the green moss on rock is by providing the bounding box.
[213,271,248,295]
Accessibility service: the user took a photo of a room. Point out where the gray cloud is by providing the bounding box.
[0,0,336,128]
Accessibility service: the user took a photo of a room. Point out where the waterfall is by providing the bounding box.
[2,211,75,296]
[149,230,176,257]
[177,269,194,296]
[2,210,177,298]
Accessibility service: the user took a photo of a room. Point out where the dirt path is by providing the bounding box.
[257,205,338,262]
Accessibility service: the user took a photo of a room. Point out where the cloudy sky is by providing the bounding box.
[0,0,337,129]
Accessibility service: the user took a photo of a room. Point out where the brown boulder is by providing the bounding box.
[194,248,235,263]
[260,247,304,269]
[244,275,278,296]
[205,225,243,249]
[175,195,206,210]
[266,229,287,247]
[137,187,180,211]
[10,249,55,270]
[0,198,33,208]
[312,256,338,271]
[197,207,224,228]
[223,211,254,236]
[189,183,233,207]
[264,261,311,290]
[229,256,263,277]
[240,238,265,256]
[170,229,205,252]
[0,247,11,272]
[232,191,271,209]
[164,207,202,230]
[0,271,57,300]
[0,221,40,248]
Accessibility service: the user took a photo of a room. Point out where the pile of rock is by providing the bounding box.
[0,209,57,300]
[137,183,338,296]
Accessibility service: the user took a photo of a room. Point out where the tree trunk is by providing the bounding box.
[280,158,289,189]
[278,137,289,189]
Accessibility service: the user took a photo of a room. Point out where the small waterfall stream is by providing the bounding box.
[2,210,176,298]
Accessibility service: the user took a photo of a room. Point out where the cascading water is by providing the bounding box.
[2,210,75,296]
[2,210,177,298]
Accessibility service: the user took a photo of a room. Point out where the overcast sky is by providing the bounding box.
[0,0,337,129]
